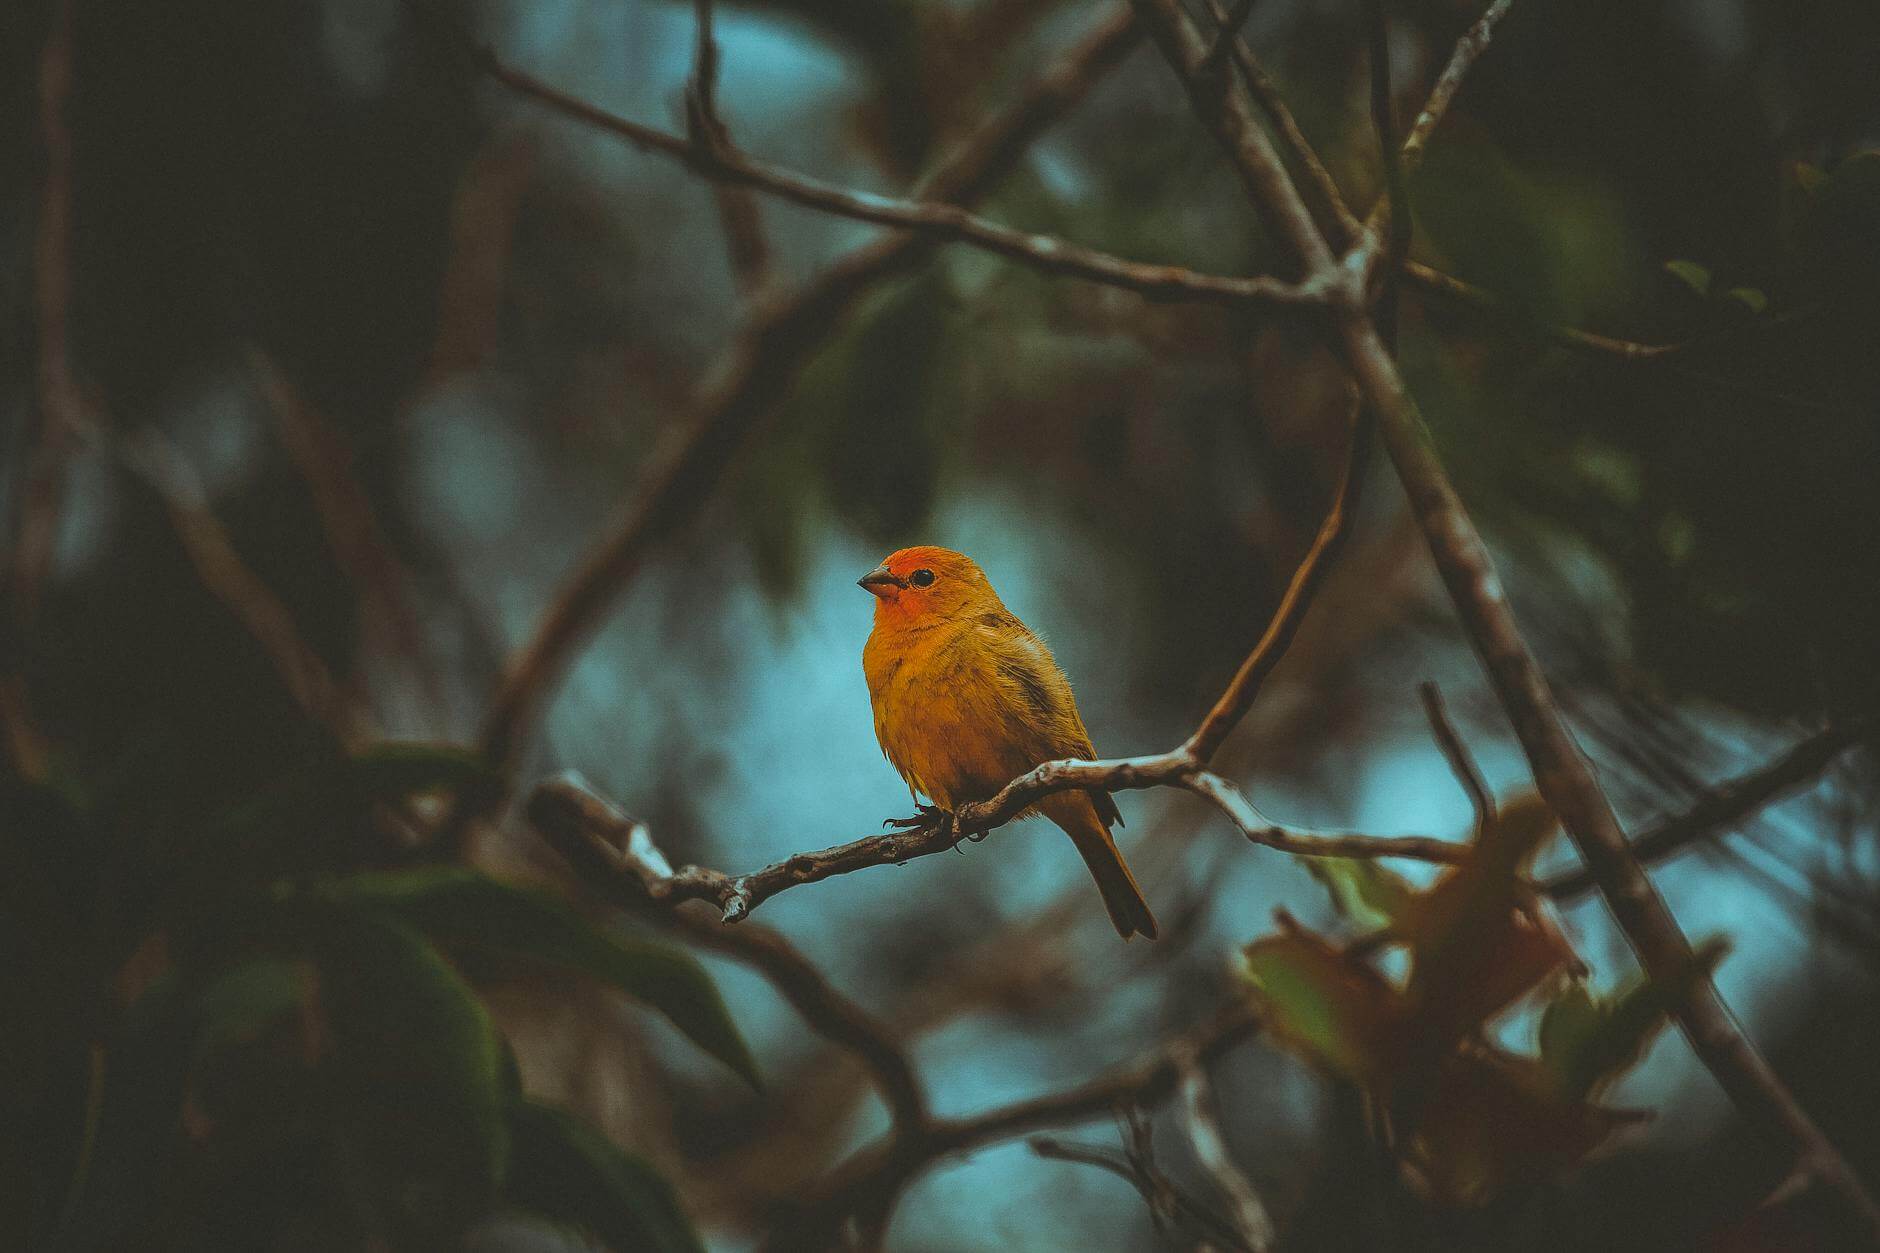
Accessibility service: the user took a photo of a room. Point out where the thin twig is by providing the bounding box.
[1202,0,1363,251]
[1359,0,1409,344]
[248,349,447,727]
[535,779,930,1137]
[1418,681,1494,830]
[105,426,354,740]
[1543,720,1874,902]
[460,8,1146,829]
[1030,1120,1257,1251]
[1401,260,1687,361]
[1393,0,1519,183]
[687,0,772,296]
[1182,393,1369,764]
[1178,1060,1275,1251]
[442,15,1327,311]
[2,0,79,778]
[766,999,1263,1249]
[1200,0,1259,74]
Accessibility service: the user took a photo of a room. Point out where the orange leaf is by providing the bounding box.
[1402,1048,1650,1207]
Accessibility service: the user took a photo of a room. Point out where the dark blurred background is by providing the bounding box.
[4,0,1880,1248]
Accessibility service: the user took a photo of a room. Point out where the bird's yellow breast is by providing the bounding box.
[863,612,1092,811]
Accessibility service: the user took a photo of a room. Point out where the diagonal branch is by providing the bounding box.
[536,778,930,1138]
[1543,720,1874,903]
[1394,0,1519,184]
[1129,0,1880,1235]
[687,0,772,296]
[766,999,1263,1249]
[1183,399,1371,763]
[446,17,1327,311]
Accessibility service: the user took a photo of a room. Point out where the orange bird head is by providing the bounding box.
[857,546,999,625]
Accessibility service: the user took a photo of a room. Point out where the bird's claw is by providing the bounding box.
[884,804,947,831]
[949,825,990,851]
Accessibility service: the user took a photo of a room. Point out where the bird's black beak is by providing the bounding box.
[858,563,904,597]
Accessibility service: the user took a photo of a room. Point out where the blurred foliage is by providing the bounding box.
[1244,795,1725,1207]
[1,747,745,1248]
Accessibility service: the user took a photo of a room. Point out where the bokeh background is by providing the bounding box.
[5,0,1880,1248]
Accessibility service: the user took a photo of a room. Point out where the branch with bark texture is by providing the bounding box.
[766,999,1263,1250]
[1542,719,1874,902]
[1127,0,1880,1234]
[443,13,1329,311]
[527,767,1464,925]
[535,776,929,1139]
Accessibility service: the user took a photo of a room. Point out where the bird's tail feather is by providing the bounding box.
[1048,793,1159,940]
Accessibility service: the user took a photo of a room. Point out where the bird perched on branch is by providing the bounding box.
[859,546,1158,939]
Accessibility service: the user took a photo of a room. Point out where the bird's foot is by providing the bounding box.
[883,804,947,831]
[949,822,991,851]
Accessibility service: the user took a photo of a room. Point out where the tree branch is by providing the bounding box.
[1401,260,1687,361]
[532,776,930,1139]
[1419,681,1495,830]
[766,999,1263,1249]
[3,0,79,779]
[687,0,773,296]
[1129,0,1880,1234]
[1393,0,1519,183]
[1177,1059,1275,1251]
[441,15,1330,311]
[526,768,1464,927]
[1543,720,1874,903]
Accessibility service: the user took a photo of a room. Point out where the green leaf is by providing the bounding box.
[307,909,511,1227]
[1722,286,1768,315]
[1241,926,1405,1086]
[506,1099,705,1253]
[320,868,759,1088]
[58,958,311,1249]
[191,958,308,1061]
[1303,858,1416,931]
[1662,259,1712,297]
[1539,938,1729,1101]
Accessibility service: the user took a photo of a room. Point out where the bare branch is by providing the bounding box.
[768,999,1263,1249]
[248,349,447,726]
[533,776,930,1138]
[1199,0,1259,74]
[1543,720,1874,903]
[105,427,355,740]
[526,769,1464,927]
[1360,0,1410,342]
[1031,1114,1258,1251]
[687,0,772,296]
[1178,1060,1275,1251]
[3,0,79,778]
[1394,0,1519,182]
[443,16,1329,311]
[1419,681,1495,830]
[1402,260,1687,361]
[1183,399,1369,763]
[1179,771,1464,866]
[1202,0,1363,251]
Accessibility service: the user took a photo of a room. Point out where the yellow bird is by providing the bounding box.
[859,546,1158,939]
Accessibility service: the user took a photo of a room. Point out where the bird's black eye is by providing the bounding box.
[910,568,935,588]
